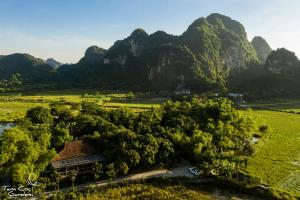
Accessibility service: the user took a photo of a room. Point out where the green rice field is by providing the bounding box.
[0,91,163,122]
[243,109,300,197]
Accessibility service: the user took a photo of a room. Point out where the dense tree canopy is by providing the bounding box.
[0,126,55,184]
[0,97,261,185]
[229,48,300,99]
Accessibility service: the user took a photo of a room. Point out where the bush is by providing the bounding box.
[26,106,53,124]
[106,163,117,179]
[65,190,78,200]
[48,192,66,200]
[259,125,268,133]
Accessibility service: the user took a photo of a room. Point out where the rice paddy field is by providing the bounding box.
[247,99,300,113]
[267,103,300,113]
[0,91,163,122]
[242,109,300,197]
[0,101,49,121]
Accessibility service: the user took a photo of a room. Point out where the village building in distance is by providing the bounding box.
[227,93,245,104]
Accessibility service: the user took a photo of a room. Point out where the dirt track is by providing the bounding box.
[37,163,196,199]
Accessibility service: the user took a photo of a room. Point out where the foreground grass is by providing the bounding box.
[243,109,300,197]
[71,184,214,200]
[48,178,266,200]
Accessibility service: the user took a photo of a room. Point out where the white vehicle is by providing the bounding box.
[188,167,203,176]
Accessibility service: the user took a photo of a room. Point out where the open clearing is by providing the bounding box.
[0,91,163,121]
[0,101,48,121]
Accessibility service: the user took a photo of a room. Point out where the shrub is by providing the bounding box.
[259,125,268,133]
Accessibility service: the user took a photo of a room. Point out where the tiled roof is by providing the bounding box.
[51,155,105,169]
[52,140,98,162]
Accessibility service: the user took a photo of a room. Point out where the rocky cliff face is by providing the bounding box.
[81,46,107,64]
[251,36,272,63]
[143,44,198,90]
[180,13,258,84]
[94,13,258,90]
[105,29,149,65]
[266,48,300,75]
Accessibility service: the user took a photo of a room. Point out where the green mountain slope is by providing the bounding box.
[58,13,259,91]
[0,54,56,84]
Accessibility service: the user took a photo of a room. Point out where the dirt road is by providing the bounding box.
[40,164,195,198]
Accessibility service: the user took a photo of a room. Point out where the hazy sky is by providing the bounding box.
[0,0,299,63]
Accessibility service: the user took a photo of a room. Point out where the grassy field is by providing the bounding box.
[267,103,300,113]
[0,102,49,121]
[247,99,300,113]
[243,109,300,197]
[0,91,163,122]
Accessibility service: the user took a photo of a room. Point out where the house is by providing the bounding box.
[227,93,245,104]
[174,89,191,95]
[103,58,110,64]
[51,140,105,176]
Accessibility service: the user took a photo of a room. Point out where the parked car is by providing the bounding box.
[188,167,203,176]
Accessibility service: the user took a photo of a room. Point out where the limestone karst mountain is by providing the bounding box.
[46,58,63,69]
[1,13,300,97]
[251,36,272,63]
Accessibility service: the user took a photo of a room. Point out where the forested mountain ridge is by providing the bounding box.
[0,13,300,98]
[46,58,63,69]
[57,13,260,91]
[229,48,300,98]
[0,53,57,85]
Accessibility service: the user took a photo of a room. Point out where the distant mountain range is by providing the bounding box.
[46,58,63,69]
[0,13,299,98]
[0,54,54,83]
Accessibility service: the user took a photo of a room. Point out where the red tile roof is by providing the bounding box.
[52,140,97,162]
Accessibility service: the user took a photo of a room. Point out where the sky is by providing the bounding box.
[0,0,299,63]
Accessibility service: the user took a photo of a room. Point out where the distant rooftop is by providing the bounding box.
[228,93,243,97]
